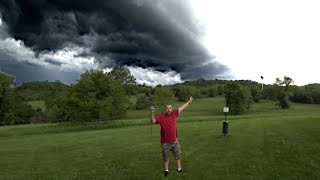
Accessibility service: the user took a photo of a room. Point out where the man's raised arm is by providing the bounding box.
[178,97,193,114]
[150,107,157,124]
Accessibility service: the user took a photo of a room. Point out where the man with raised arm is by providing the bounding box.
[150,97,194,177]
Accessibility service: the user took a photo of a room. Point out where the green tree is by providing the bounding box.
[52,70,128,122]
[135,94,151,110]
[152,86,175,112]
[208,86,218,97]
[305,84,320,104]
[224,82,252,115]
[275,76,293,109]
[47,104,64,122]
[3,102,35,125]
[250,85,262,102]
[174,85,199,101]
[1,73,38,125]
[217,85,224,95]
[45,89,70,123]
[109,66,136,85]
[262,85,278,100]
[109,66,137,95]
[199,87,209,97]
[291,86,314,104]
[0,73,15,124]
[0,73,14,103]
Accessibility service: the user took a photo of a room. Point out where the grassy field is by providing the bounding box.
[1,98,320,179]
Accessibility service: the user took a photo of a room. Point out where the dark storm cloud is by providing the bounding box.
[0,56,80,85]
[0,0,231,81]
[44,58,64,66]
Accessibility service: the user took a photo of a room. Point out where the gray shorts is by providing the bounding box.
[161,140,181,161]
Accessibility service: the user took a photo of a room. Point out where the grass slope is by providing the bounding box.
[1,98,320,179]
[28,100,46,111]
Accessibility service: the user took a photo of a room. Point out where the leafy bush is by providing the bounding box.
[224,82,252,115]
[2,102,35,125]
[135,94,151,110]
[65,70,128,122]
[250,86,262,102]
[174,85,200,101]
[208,86,218,97]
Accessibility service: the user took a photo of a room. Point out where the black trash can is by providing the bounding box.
[222,120,228,136]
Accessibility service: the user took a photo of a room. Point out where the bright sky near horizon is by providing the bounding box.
[191,0,320,85]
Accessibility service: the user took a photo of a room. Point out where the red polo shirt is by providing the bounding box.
[155,110,179,143]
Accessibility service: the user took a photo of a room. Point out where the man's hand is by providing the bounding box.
[150,106,156,113]
[150,106,156,124]
[188,96,194,104]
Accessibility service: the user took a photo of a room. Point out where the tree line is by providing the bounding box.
[1,68,320,125]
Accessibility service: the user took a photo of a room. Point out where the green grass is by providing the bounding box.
[1,97,320,179]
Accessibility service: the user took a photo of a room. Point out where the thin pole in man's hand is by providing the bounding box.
[150,105,156,136]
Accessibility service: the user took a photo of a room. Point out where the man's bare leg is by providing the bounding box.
[164,160,170,177]
[176,160,181,170]
[164,160,169,171]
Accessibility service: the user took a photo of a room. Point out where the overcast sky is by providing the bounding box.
[191,0,320,86]
[1,0,319,86]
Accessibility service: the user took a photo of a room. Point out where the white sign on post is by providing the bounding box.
[223,107,229,113]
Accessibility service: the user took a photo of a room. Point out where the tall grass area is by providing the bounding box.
[1,97,320,179]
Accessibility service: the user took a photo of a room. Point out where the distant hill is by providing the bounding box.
[174,78,261,88]
[15,81,70,101]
